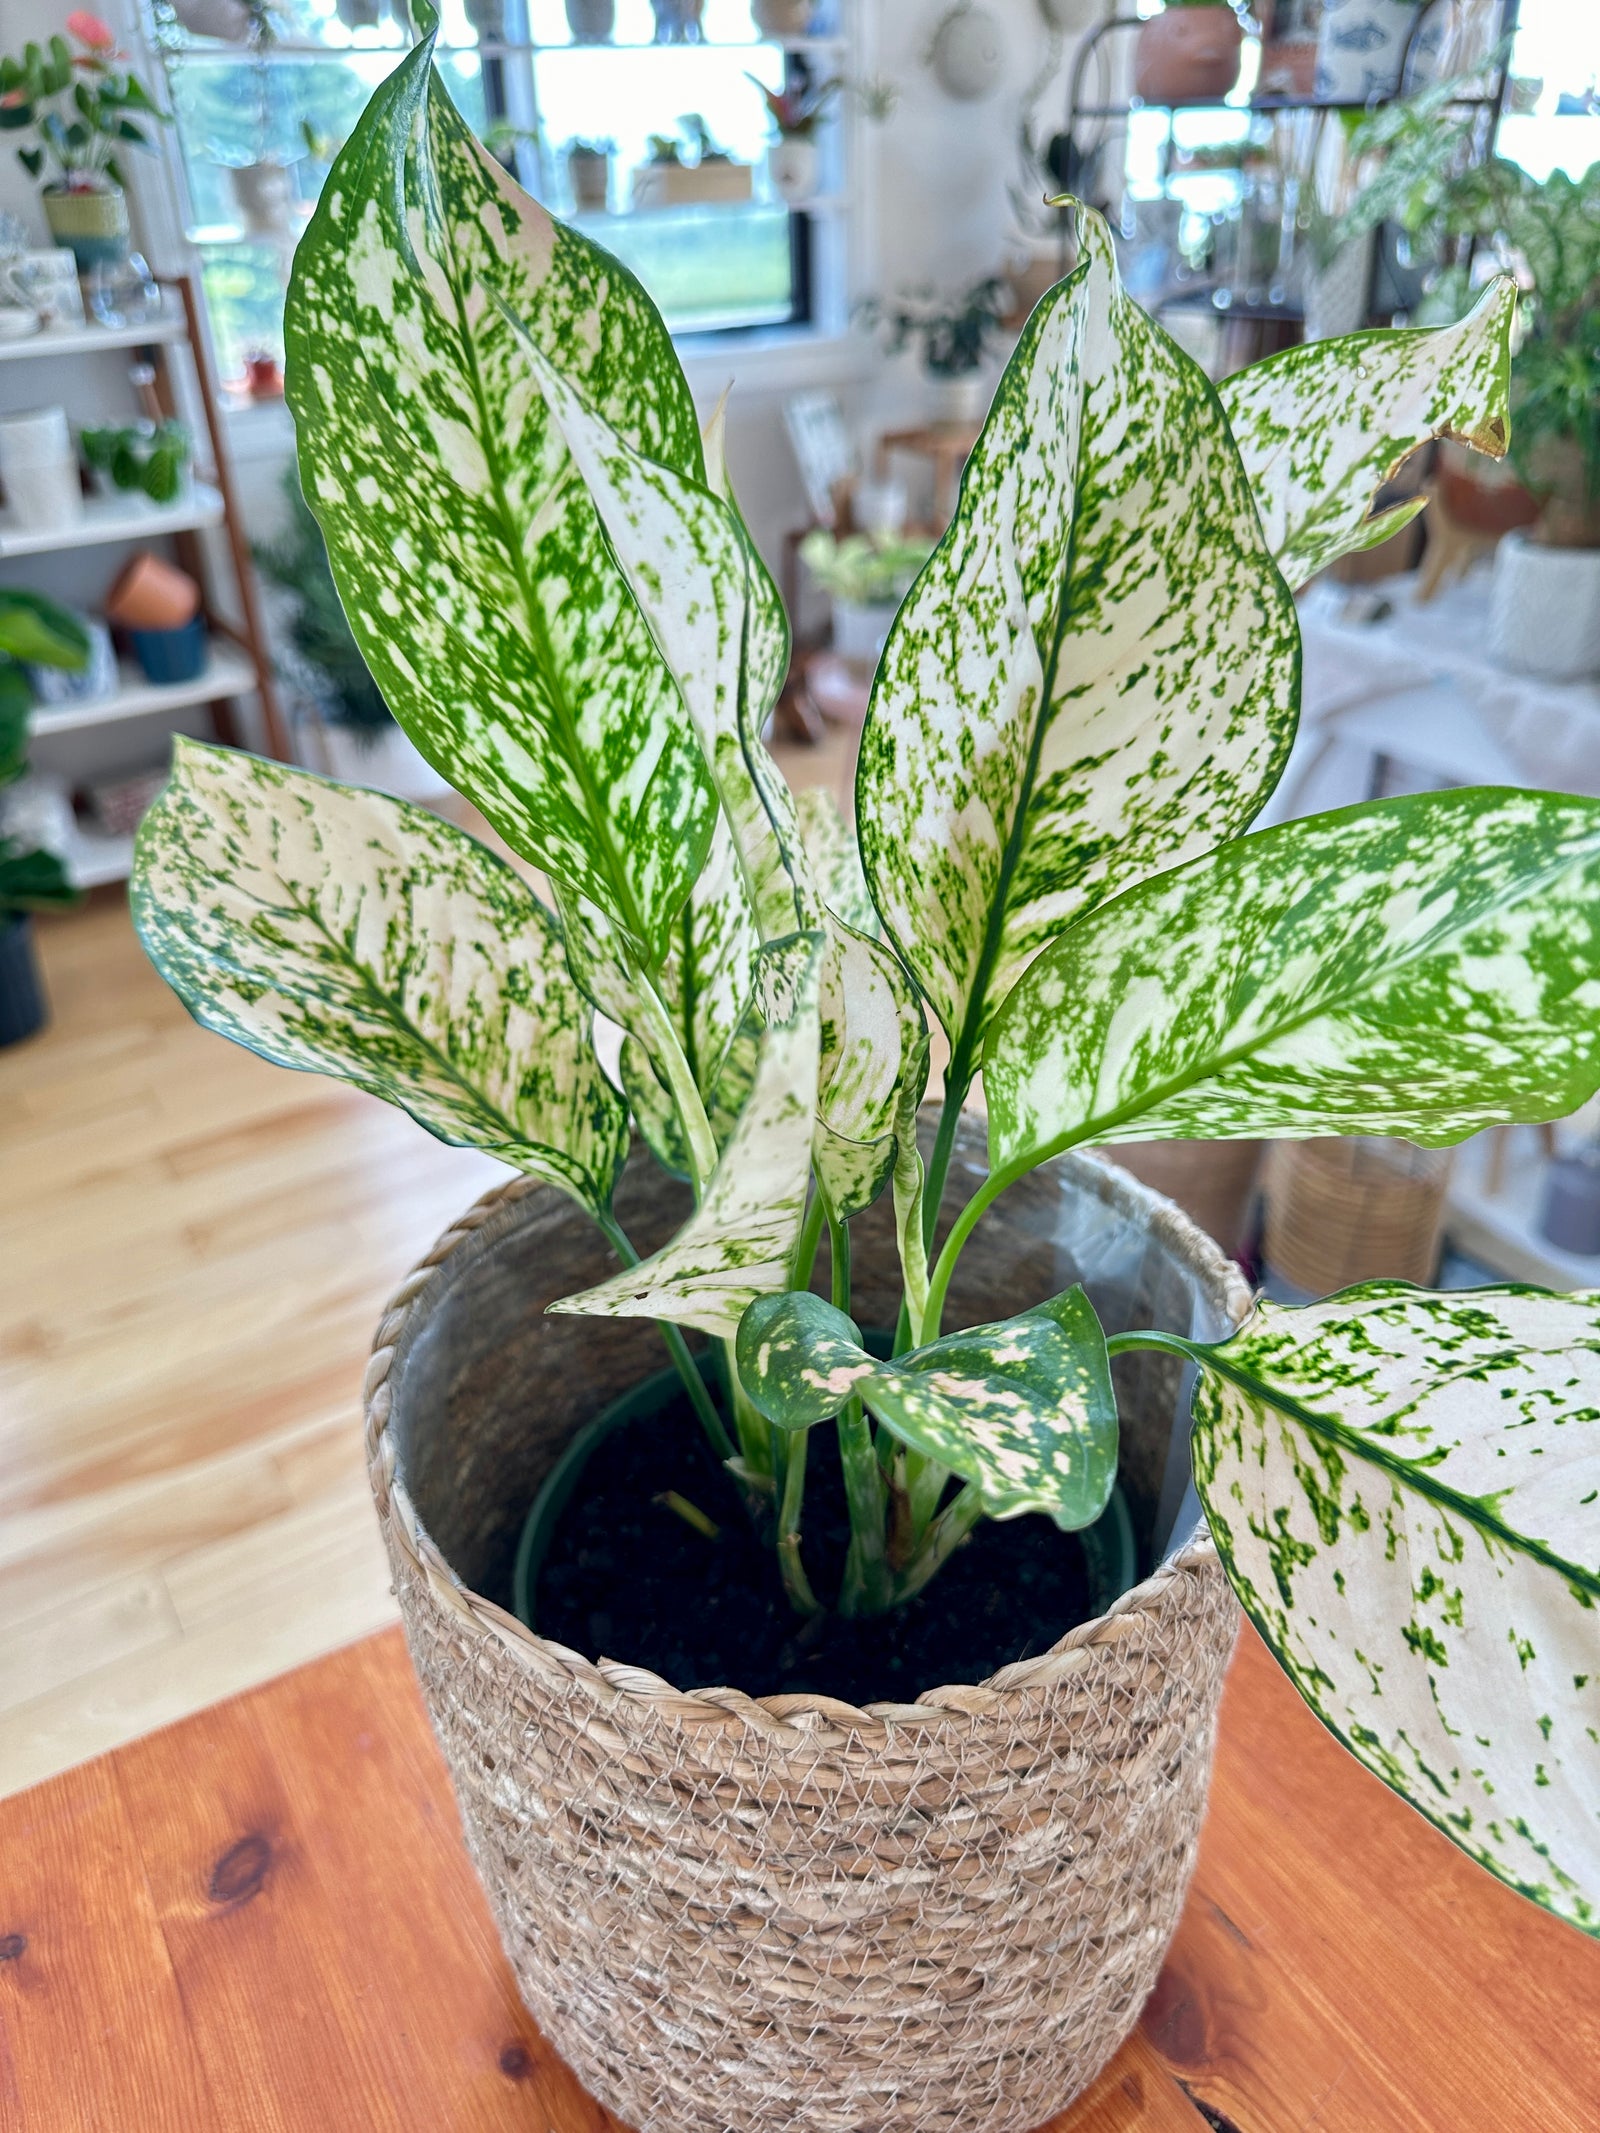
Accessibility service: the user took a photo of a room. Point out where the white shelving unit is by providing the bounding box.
[1,280,287,889]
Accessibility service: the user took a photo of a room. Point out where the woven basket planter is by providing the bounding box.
[363,1116,1248,2133]
[1262,1135,1452,1295]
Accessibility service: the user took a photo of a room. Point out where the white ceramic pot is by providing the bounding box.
[1315,0,1445,103]
[319,721,451,803]
[1488,532,1600,685]
[766,136,819,205]
[568,149,611,212]
[751,0,812,33]
[930,372,989,424]
[564,0,614,38]
[832,597,900,664]
[229,161,294,241]
[0,406,81,532]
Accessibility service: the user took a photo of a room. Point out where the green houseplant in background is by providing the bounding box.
[253,462,393,748]
[131,10,1600,2124]
[0,590,85,1047]
[0,12,170,267]
[859,274,1011,422]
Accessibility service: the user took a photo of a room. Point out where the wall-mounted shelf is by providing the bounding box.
[0,483,225,561]
[30,643,259,737]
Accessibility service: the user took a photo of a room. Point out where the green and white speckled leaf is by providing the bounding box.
[987,787,1600,1175]
[737,1285,1117,1527]
[857,204,1299,1086]
[284,39,715,969]
[796,786,878,937]
[1187,1282,1600,1937]
[508,321,815,951]
[621,1021,757,1179]
[552,934,823,1335]
[1220,279,1517,591]
[131,741,627,1214]
[814,919,929,1220]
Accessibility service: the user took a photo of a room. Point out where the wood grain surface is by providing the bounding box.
[2,1622,1595,2132]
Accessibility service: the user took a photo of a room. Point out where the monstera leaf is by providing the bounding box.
[986,787,1600,1178]
[856,204,1300,1094]
[553,934,823,1335]
[132,741,628,1214]
[738,1285,1117,1527]
[1180,1283,1600,1937]
[284,32,715,971]
[1221,278,1517,590]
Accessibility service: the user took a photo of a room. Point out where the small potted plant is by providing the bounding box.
[1134,0,1247,106]
[133,22,1600,2128]
[0,590,85,1047]
[81,418,192,505]
[631,113,752,208]
[0,13,169,268]
[798,525,933,663]
[749,73,837,204]
[860,275,1011,421]
[564,136,614,213]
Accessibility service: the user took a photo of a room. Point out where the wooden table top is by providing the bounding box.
[2,1623,1596,2132]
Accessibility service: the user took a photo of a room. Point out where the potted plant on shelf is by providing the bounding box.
[631,114,752,208]
[1134,0,1247,107]
[750,72,838,204]
[564,136,614,213]
[81,418,191,505]
[860,275,1011,422]
[0,13,169,269]
[0,590,85,1047]
[134,22,1600,2130]
[798,524,933,662]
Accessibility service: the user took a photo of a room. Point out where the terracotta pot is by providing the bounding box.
[106,551,201,632]
[365,1117,1249,2133]
[1134,5,1245,104]
[751,0,812,32]
[1436,441,1540,538]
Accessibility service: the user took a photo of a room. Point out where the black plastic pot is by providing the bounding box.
[0,914,47,1048]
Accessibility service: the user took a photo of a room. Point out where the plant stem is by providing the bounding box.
[791,1186,827,1291]
[821,1200,892,1615]
[893,1479,986,1603]
[776,1422,822,1617]
[918,1161,1012,1342]
[597,1209,735,1463]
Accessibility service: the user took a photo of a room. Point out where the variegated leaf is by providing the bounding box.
[796,785,878,937]
[1185,1282,1600,1937]
[284,39,715,968]
[552,933,823,1335]
[986,787,1600,1176]
[504,317,816,950]
[1220,278,1517,591]
[857,203,1299,1088]
[737,1285,1117,1527]
[131,741,627,1214]
[814,919,929,1221]
[621,1022,757,1179]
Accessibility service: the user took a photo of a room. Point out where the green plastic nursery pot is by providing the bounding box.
[41,186,130,269]
[364,1112,1248,2133]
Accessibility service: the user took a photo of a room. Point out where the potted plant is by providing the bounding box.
[798,525,933,662]
[1134,0,1246,106]
[564,136,614,213]
[750,72,838,204]
[0,590,85,1047]
[0,13,169,268]
[565,0,615,40]
[81,418,191,505]
[134,26,1600,2131]
[860,276,1010,421]
[631,114,752,208]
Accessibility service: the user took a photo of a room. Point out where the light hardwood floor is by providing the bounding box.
[0,733,857,1797]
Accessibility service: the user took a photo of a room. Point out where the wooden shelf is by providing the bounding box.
[0,308,187,362]
[0,482,225,560]
[30,643,260,736]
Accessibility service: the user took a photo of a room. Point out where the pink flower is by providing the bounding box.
[66,11,117,50]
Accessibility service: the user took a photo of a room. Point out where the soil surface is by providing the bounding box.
[535,1380,1099,1707]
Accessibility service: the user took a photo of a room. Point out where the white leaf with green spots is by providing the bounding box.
[737,1286,1117,1528]
[131,741,627,1215]
[552,934,824,1336]
[1220,278,1517,591]
[857,203,1300,1101]
[814,919,929,1221]
[1184,1282,1600,1937]
[621,1022,757,1179]
[796,785,878,937]
[986,788,1600,1177]
[284,39,715,970]
[505,317,815,951]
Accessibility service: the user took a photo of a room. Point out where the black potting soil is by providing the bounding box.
[534,1379,1099,1708]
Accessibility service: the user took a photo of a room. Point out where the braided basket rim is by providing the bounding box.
[363,1150,1252,1751]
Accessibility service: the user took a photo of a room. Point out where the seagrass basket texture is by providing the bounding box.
[363,1117,1249,2133]
[1262,1135,1452,1296]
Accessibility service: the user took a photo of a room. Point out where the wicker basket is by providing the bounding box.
[1262,1135,1452,1295]
[364,1116,1249,2133]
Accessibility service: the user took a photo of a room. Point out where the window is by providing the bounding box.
[151,0,845,388]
